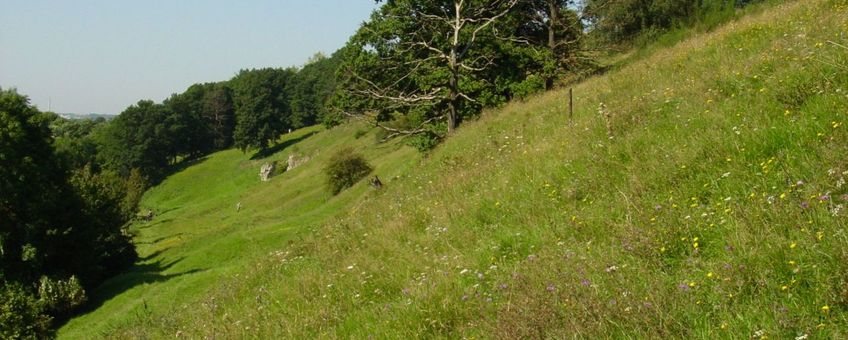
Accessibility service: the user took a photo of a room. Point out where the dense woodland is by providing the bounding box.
[1,0,764,337]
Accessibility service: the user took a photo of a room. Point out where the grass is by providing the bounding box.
[57,125,419,338]
[61,0,848,337]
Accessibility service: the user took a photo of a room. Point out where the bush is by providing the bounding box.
[37,276,87,317]
[0,282,51,339]
[324,148,373,195]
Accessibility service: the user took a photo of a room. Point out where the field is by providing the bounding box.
[61,0,848,337]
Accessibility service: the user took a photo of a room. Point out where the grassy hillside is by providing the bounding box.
[62,0,847,337]
[58,125,419,337]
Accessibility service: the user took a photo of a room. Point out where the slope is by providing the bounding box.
[66,0,847,337]
[58,125,420,337]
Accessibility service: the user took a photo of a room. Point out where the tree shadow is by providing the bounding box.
[56,257,206,327]
[135,232,186,246]
[250,131,317,160]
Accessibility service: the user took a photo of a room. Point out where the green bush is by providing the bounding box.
[37,276,87,317]
[324,148,373,195]
[0,282,51,339]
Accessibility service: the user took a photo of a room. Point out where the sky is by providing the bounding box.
[0,0,379,115]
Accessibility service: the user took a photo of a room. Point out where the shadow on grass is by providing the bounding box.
[250,131,318,160]
[57,257,206,328]
[135,232,187,247]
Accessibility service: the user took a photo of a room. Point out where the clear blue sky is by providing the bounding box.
[0,0,378,114]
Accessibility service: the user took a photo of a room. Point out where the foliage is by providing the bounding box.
[0,282,51,339]
[289,52,342,128]
[324,147,373,194]
[37,276,87,317]
[96,100,174,179]
[332,0,588,146]
[0,88,137,336]
[230,68,296,151]
[584,0,765,44]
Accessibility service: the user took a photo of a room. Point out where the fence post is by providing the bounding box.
[568,88,574,121]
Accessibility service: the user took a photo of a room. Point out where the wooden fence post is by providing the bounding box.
[568,88,574,121]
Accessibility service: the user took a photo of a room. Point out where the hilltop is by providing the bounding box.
[61,0,847,338]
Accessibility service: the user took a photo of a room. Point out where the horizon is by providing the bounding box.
[0,1,378,115]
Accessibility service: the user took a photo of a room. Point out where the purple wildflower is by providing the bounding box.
[800,201,810,209]
[546,284,556,292]
[580,279,591,287]
[654,204,663,211]
[461,294,469,301]
[677,283,691,291]
[498,283,508,290]
[819,195,831,202]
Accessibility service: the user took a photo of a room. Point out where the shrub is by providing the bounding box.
[324,148,373,195]
[0,282,51,339]
[37,276,87,317]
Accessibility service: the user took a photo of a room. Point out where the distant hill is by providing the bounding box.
[57,112,115,120]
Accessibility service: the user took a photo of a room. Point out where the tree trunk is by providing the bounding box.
[546,0,559,90]
[448,70,458,134]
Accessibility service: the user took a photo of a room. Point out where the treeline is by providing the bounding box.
[584,0,766,44]
[99,52,340,181]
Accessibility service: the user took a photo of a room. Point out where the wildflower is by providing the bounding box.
[688,281,696,287]
[461,294,469,301]
[800,201,810,209]
[707,272,714,278]
[819,195,830,201]
[605,265,619,273]
[498,283,508,290]
[580,279,591,286]
[821,305,830,313]
[677,283,690,291]
[460,269,469,275]
[527,254,537,261]
[546,284,556,292]
[781,285,789,291]
[795,334,809,340]
[790,242,797,249]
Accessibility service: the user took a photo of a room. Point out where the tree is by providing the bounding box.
[202,83,236,150]
[230,68,296,151]
[290,53,341,128]
[582,0,745,43]
[334,0,522,139]
[97,100,173,179]
[511,0,587,89]
[1,88,137,336]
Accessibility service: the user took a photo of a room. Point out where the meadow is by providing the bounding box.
[61,0,847,337]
